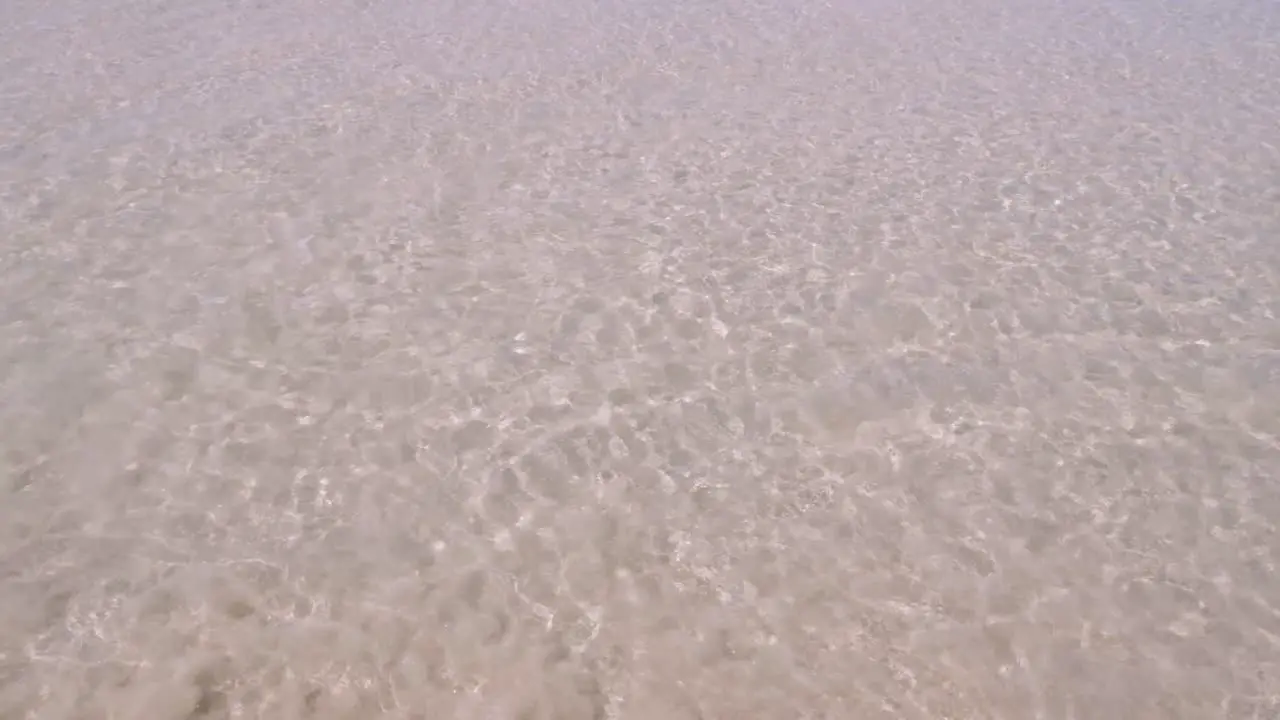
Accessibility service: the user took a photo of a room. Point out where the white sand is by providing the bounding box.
[1,0,1278,717]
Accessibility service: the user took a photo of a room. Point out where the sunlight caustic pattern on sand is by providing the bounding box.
[1,0,1278,717]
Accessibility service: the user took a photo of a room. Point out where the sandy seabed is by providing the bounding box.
[1,0,1278,718]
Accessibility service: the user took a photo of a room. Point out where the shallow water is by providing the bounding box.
[1,0,1278,718]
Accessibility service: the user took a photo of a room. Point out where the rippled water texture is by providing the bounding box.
[2,0,1278,717]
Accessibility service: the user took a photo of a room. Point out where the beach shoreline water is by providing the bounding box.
[1,1,1277,717]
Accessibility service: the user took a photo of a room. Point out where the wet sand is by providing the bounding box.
[1,0,1279,717]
